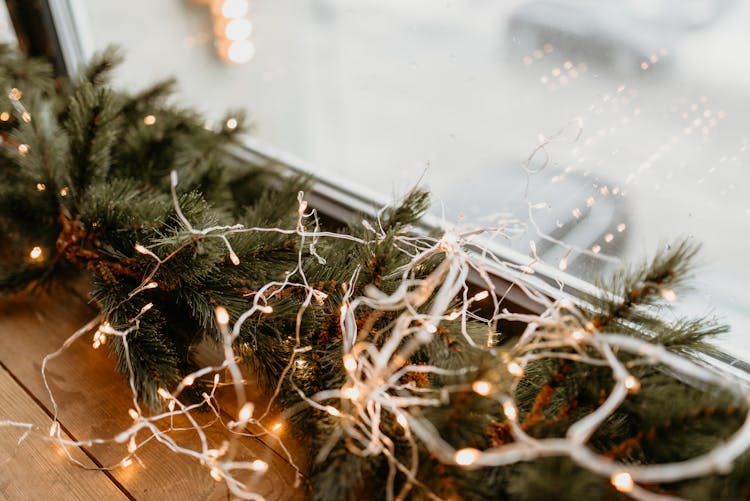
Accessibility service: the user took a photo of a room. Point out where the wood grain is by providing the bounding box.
[0,365,127,500]
[0,283,306,500]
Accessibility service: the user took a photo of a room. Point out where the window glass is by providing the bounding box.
[78,0,749,358]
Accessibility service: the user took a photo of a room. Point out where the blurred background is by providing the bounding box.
[2,0,748,358]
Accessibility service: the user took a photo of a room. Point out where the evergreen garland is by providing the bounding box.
[0,45,748,500]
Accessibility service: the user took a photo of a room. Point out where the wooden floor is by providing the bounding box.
[0,281,305,500]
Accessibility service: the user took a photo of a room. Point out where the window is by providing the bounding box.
[47,0,750,359]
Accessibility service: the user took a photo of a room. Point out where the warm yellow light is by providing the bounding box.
[424,323,437,333]
[36,183,46,191]
[325,405,341,417]
[271,422,283,433]
[259,305,273,314]
[507,361,524,378]
[17,144,29,156]
[8,88,21,100]
[168,400,176,412]
[49,421,59,437]
[227,39,255,63]
[59,187,69,197]
[473,291,490,301]
[221,0,249,18]
[454,448,480,466]
[472,380,492,396]
[182,375,195,386]
[128,436,137,453]
[0,111,9,121]
[571,329,586,341]
[624,376,640,393]
[128,409,139,420]
[226,117,238,129]
[143,114,156,125]
[210,467,222,481]
[661,289,678,303]
[143,281,159,289]
[29,246,43,261]
[215,306,230,326]
[122,458,133,468]
[134,243,149,254]
[229,251,240,266]
[396,414,408,429]
[238,402,254,422]
[503,401,518,421]
[157,387,172,400]
[224,18,252,41]
[446,310,461,320]
[342,386,361,400]
[343,354,357,372]
[250,459,268,473]
[21,112,31,123]
[611,471,634,493]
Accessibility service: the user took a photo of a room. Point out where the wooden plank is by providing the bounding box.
[0,284,306,500]
[0,364,127,500]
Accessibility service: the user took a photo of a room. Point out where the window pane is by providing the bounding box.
[78,0,750,358]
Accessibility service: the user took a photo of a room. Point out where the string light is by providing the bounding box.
[454,448,480,466]
[143,115,156,125]
[507,361,524,378]
[472,380,492,396]
[29,246,43,261]
[128,409,139,420]
[502,401,518,421]
[238,402,254,422]
[473,290,489,301]
[0,111,9,121]
[182,375,195,386]
[225,117,238,130]
[343,354,357,372]
[8,87,21,100]
[624,376,640,393]
[661,289,678,303]
[250,459,268,473]
[215,306,230,327]
[17,144,29,156]
[611,471,634,493]
[270,422,283,433]
[36,183,46,191]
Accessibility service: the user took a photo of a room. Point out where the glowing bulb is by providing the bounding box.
[0,111,9,121]
[8,88,21,100]
[343,354,357,372]
[227,40,255,64]
[297,200,308,215]
[182,375,195,386]
[446,310,461,320]
[221,0,249,18]
[49,421,59,437]
[250,459,268,473]
[143,281,158,289]
[661,289,677,303]
[507,361,524,378]
[229,250,240,266]
[215,306,230,326]
[259,305,273,314]
[134,243,149,254]
[168,400,176,412]
[29,246,43,261]
[325,405,341,417]
[122,458,133,468]
[342,386,361,400]
[238,402,254,422]
[611,471,634,493]
[143,115,156,125]
[454,448,480,466]
[59,187,69,197]
[17,144,29,156]
[473,291,490,301]
[210,467,222,481]
[624,376,640,393]
[271,422,283,433]
[224,18,253,41]
[472,381,492,396]
[503,401,518,421]
[21,112,31,123]
[225,117,238,130]
[157,387,172,400]
[140,303,154,314]
[396,414,408,429]
[128,437,137,453]
[128,409,139,420]
[424,323,437,333]
[571,329,586,341]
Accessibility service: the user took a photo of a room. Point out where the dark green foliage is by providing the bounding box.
[0,45,747,500]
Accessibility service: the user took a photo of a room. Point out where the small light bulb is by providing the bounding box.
[250,459,268,473]
[259,305,273,314]
[454,448,480,466]
[503,401,518,421]
[227,39,255,64]
[229,251,240,266]
[215,306,230,326]
[298,200,308,215]
[128,437,137,453]
[140,303,154,314]
[238,402,254,422]
[143,115,156,125]
[182,375,195,386]
[21,112,31,123]
[157,387,172,400]
[661,289,678,303]
[325,405,341,417]
[473,291,490,301]
[446,310,461,320]
[49,421,59,437]
[122,458,133,468]
[210,467,222,481]
[0,111,9,121]
[225,117,238,130]
[558,255,569,271]
[624,376,640,393]
[396,414,408,429]
[271,422,283,433]
[8,88,21,100]
[342,386,361,400]
[224,18,253,41]
[507,361,524,378]
[343,354,357,372]
[611,471,634,493]
[424,323,437,333]
[59,187,69,197]
[134,243,149,254]
[168,400,176,412]
[143,281,158,289]
[221,0,249,18]
[17,144,29,156]
[571,329,586,341]
[128,409,139,420]
[472,381,492,396]
[36,183,46,191]
[29,246,43,260]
